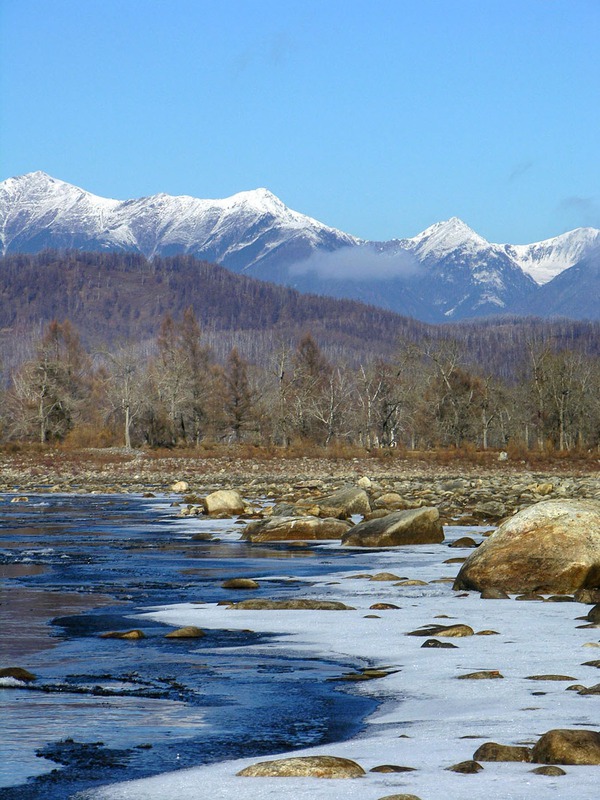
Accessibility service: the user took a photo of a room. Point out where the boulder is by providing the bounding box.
[532,729,600,765]
[237,755,365,778]
[203,489,245,516]
[454,499,600,594]
[341,507,444,547]
[242,516,351,542]
[170,481,189,493]
[316,487,371,519]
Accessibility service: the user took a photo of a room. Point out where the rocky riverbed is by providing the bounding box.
[2,449,600,524]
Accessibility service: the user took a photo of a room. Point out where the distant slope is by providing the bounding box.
[513,246,600,320]
[2,252,599,380]
[0,251,425,361]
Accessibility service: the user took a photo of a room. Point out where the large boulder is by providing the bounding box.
[532,729,600,765]
[242,515,351,542]
[454,499,600,594]
[203,489,245,516]
[316,487,371,519]
[341,507,444,547]
[237,755,365,778]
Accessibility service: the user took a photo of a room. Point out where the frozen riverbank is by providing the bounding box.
[83,528,599,800]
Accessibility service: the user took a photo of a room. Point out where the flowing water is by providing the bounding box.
[0,494,376,799]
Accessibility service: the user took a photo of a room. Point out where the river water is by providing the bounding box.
[0,494,376,799]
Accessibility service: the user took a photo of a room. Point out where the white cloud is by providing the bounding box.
[290,244,419,282]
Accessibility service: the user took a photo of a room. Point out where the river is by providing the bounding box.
[0,494,376,799]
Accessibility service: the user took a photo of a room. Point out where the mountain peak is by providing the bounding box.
[408,216,489,258]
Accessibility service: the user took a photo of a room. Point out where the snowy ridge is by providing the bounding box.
[501,227,600,285]
[0,172,358,266]
[1,171,598,321]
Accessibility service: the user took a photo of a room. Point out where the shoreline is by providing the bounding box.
[83,527,600,800]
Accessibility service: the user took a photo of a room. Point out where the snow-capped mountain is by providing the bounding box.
[1,171,598,322]
[0,172,358,275]
[501,227,600,285]
[381,218,538,319]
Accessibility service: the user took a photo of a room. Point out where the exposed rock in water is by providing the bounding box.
[237,755,366,778]
[454,499,600,594]
[242,515,351,542]
[315,486,371,519]
[341,507,444,547]
[203,489,245,516]
[100,630,146,640]
[164,626,205,639]
[0,667,37,682]
[221,578,260,590]
[449,536,479,548]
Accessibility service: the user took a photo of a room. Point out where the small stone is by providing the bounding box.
[480,587,510,599]
[516,593,545,601]
[237,755,366,778]
[458,670,504,680]
[407,623,474,638]
[376,796,422,800]
[170,481,189,493]
[369,764,416,773]
[526,674,577,681]
[370,603,401,610]
[227,598,354,610]
[446,760,483,773]
[531,766,567,776]
[449,537,478,548]
[421,639,458,649]
[370,572,405,581]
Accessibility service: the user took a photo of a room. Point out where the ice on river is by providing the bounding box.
[83,528,598,800]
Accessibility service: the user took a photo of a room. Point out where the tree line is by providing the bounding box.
[3,310,600,453]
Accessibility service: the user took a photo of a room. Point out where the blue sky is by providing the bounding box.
[1,0,599,243]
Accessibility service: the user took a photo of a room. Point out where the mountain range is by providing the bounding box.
[1,171,599,322]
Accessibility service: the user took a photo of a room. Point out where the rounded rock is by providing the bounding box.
[237,755,366,778]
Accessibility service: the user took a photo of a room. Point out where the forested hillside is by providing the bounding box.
[1,251,599,454]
